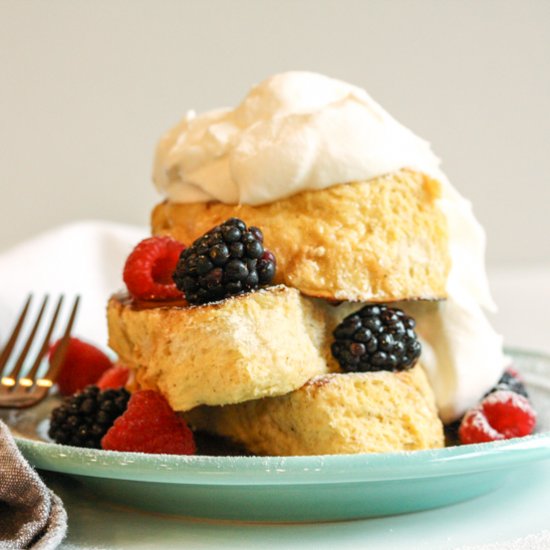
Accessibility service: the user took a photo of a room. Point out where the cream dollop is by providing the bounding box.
[153,71,441,205]
[153,71,506,422]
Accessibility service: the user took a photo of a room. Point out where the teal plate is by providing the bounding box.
[3,348,550,523]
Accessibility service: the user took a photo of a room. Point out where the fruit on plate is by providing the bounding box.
[459,389,536,444]
[48,385,130,448]
[48,384,196,455]
[97,363,130,390]
[101,390,196,455]
[51,337,113,396]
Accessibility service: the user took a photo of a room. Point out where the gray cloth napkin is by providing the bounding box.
[0,421,67,549]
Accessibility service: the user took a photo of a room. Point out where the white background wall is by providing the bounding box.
[1,0,549,266]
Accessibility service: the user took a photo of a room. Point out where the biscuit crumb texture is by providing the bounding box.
[152,169,450,302]
[107,286,331,412]
[185,365,444,455]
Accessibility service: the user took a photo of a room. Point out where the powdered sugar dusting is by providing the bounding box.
[462,408,503,441]
[483,389,534,415]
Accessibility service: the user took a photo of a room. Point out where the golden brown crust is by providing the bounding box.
[151,169,450,302]
[184,365,445,455]
[107,286,332,411]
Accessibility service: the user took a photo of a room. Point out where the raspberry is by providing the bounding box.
[123,236,186,300]
[101,390,196,455]
[51,337,113,396]
[172,218,276,305]
[459,390,536,445]
[331,305,421,373]
[97,363,130,390]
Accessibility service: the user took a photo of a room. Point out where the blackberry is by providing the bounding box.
[48,385,130,448]
[331,305,421,373]
[172,218,276,305]
[486,368,529,399]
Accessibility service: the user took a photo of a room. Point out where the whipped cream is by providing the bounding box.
[401,294,505,423]
[153,71,441,205]
[153,71,505,422]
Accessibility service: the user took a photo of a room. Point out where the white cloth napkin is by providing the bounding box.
[0,220,147,350]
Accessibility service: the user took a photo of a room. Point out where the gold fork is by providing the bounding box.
[0,295,80,408]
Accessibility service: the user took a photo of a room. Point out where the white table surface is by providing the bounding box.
[40,264,550,550]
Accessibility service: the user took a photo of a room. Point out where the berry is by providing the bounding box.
[48,386,130,448]
[331,305,421,373]
[486,367,529,399]
[101,390,196,455]
[123,236,186,300]
[172,218,276,305]
[97,363,130,390]
[459,390,536,445]
[51,337,113,396]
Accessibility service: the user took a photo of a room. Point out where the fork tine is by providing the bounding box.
[37,295,80,388]
[5,295,49,382]
[19,295,65,387]
[0,295,33,381]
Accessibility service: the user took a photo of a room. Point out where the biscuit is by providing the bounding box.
[107,285,331,411]
[184,364,444,455]
[151,169,450,302]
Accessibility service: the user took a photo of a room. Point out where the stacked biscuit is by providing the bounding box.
[107,169,447,455]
